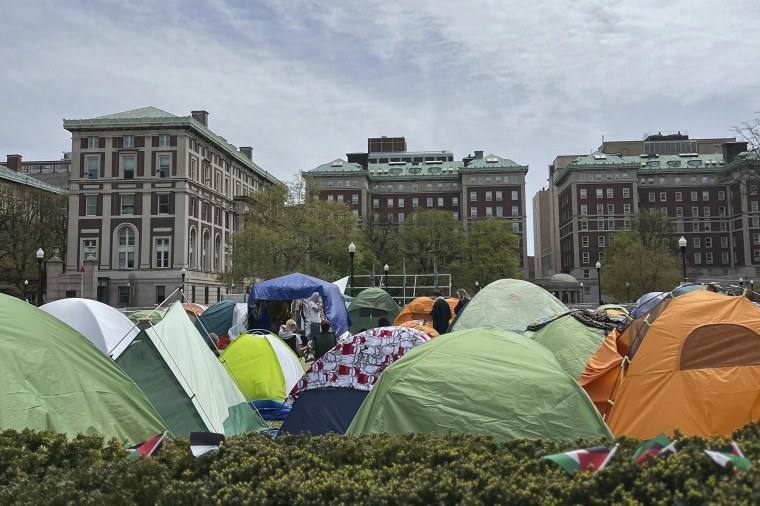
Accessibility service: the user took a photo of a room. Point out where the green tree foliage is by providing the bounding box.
[450,219,521,289]
[398,210,463,273]
[0,185,67,290]
[602,210,681,300]
[229,184,359,283]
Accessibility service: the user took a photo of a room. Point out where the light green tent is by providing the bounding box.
[451,279,567,333]
[346,328,612,442]
[526,314,608,379]
[116,301,267,437]
[0,294,168,441]
[348,288,401,333]
[127,309,165,324]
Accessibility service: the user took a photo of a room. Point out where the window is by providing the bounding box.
[581,205,588,215]
[722,237,729,248]
[607,188,613,198]
[512,191,518,200]
[676,207,683,217]
[580,220,588,231]
[754,233,760,245]
[512,222,520,232]
[596,189,604,198]
[398,198,404,207]
[372,199,379,209]
[752,201,759,212]
[158,193,170,214]
[719,191,726,201]
[327,195,334,203]
[118,286,129,306]
[649,193,655,202]
[703,191,710,201]
[608,220,615,230]
[398,212,404,223]
[470,191,477,201]
[580,189,587,199]
[691,191,698,201]
[705,237,713,248]
[438,197,444,207]
[159,134,170,147]
[85,195,97,216]
[82,239,97,262]
[470,207,477,218]
[118,227,136,269]
[427,198,433,207]
[661,207,668,216]
[607,204,614,214]
[596,204,604,214]
[660,192,667,202]
[756,250,760,262]
[623,188,630,198]
[694,237,701,248]
[692,207,699,217]
[583,252,590,264]
[452,197,459,206]
[87,136,99,149]
[598,236,606,247]
[427,184,433,191]
[582,236,589,247]
[598,252,605,261]
[387,198,394,208]
[202,231,210,270]
[703,207,710,217]
[158,155,170,178]
[512,206,519,217]
[156,286,166,305]
[122,155,135,179]
[352,194,359,205]
[496,207,503,217]
[412,198,419,208]
[453,212,459,220]
[155,238,170,268]
[202,202,209,221]
[706,252,713,264]
[624,219,632,230]
[496,191,503,201]
[189,228,196,269]
[675,192,682,202]
[214,235,221,272]
[719,206,726,216]
[338,195,345,203]
[486,191,493,201]
[624,203,631,214]
[123,135,134,148]
[120,194,135,215]
[86,157,98,179]
[485,207,493,217]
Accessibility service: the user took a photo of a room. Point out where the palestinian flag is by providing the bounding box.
[190,431,225,457]
[544,445,618,475]
[633,433,677,465]
[126,432,166,461]
[704,442,751,472]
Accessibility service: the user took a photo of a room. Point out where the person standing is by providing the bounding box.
[430,290,452,335]
[454,288,471,316]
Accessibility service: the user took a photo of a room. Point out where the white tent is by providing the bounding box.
[41,298,139,359]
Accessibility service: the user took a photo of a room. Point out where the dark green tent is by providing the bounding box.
[194,299,237,337]
[348,288,401,333]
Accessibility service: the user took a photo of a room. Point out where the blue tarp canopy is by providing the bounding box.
[249,273,352,337]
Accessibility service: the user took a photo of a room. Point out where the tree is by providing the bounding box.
[601,210,681,300]
[0,185,68,290]
[449,219,520,289]
[359,210,397,267]
[398,210,462,273]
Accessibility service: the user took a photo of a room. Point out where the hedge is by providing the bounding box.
[2,422,760,505]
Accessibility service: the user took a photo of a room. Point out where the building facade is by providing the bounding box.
[1,153,72,189]
[52,106,279,307]
[304,138,530,277]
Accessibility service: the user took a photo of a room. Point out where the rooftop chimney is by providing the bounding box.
[191,110,209,127]
[239,146,253,160]
[474,150,484,159]
[6,154,22,172]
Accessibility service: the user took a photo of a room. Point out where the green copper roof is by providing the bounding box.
[308,159,365,173]
[368,160,462,178]
[0,165,66,194]
[95,106,177,120]
[462,154,526,170]
[63,107,281,186]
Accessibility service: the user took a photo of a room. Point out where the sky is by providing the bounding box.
[3,0,760,255]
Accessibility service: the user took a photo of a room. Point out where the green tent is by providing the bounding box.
[526,314,608,379]
[0,294,168,441]
[451,279,567,333]
[348,288,401,333]
[117,301,267,437]
[346,327,612,442]
[128,309,165,324]
[194,299,237,337]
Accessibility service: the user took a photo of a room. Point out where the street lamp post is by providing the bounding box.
[348,242,355,296]
[751,280,755,301]
[678,236,687,282]
[739,277,744,292]
[595,261,602,306]
[35,248,44,306]
[475,281,480,292]
[383,264,389,289]
[181,268,187,293]
[626,282,630,303]
[579,282,583,304]
[24,279,28,303]
[231,282,235,293]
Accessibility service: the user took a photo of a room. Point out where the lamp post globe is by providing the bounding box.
[579,282,583,304]
[348,242,356,296]
[475,281,479,292]
[626,281,630,303]
[180,267,187,293]
[678,236,687,282]
[595,261,602,306]
[739,277,744,290]
[35,248,44,306]
[383,264,389,289]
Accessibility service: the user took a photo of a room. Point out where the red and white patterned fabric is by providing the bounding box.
[288,326,432,400]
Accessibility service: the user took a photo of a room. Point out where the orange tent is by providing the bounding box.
[600,290,760,438]
[182,303,206,319]
[393,297,458,326]
[398,319,439,338]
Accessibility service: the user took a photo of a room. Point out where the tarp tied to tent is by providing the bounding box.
[348,288,401,333]
[250,273,351,337]
[41,298,139,358]
[0,294,169,441]
[346,327,612,442]
[450,279,567,333]
[116,301,267,437]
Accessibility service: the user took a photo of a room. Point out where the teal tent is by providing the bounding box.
[117,301,267,437]
[451,279,567,333]
[194,299,237,337]
[348,288,401,333]
[346,327,612,442]
[0,294,169,441]
[526,314,608,379]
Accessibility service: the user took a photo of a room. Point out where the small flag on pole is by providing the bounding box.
[370,264,376,288]
[704,442,751,472]
[544,445,618,475]
[632,433,677,465]
[190,432,225,457]
[126,432,167,460]
[433,263,439,290]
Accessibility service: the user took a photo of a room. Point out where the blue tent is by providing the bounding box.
[279,388,368,435]
[249,273,352,337]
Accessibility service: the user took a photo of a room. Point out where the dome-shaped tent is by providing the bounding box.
[348,288,401,333]
[0,294,168,441]
[393,297,457,326]
[279,326,432,435]
[450,279,567,333]
[41,298,139,358]
[346,328,612,442]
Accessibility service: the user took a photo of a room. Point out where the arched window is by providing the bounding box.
[189,227,196,269]
[118,227,136,269]
[202,230,209,271]
[214,234,221,272]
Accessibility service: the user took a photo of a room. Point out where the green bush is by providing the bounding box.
[1,423,760,505]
